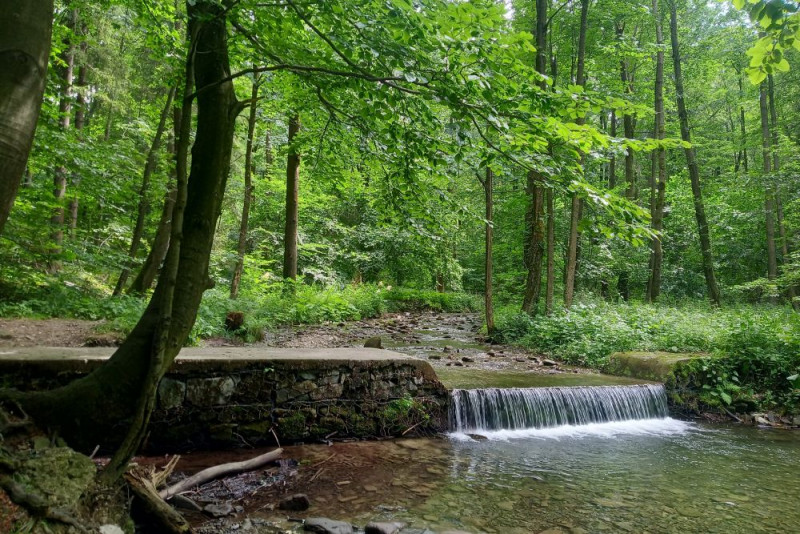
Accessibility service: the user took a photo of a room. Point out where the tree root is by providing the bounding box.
[0,475,90,533]
[125,464,192,534]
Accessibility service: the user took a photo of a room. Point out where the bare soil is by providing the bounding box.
[0,318,113,348]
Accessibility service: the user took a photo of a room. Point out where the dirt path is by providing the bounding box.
[0,318,116,348]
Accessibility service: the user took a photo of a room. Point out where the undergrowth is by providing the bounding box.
[493,299,800,413]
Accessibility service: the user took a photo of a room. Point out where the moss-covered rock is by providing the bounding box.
[603,351,710,382]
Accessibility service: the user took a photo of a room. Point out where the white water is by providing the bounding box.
[449,384,681,438]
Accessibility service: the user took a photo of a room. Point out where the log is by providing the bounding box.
[159,448,282,500]
[125,471,193,534]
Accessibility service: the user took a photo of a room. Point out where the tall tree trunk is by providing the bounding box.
[48,12,77,272]
[759,81,778,281]
[0,1,54,235]
[283,114,300,281]
[16,1,241,479]
[737,75,748,174]
[647,0,667,303]
[483,167,495,334]
[230,79,260,299]
[522,0,548,315]
[564,0,589,309]
[609,110,617,188]
[616,20,636,302]
[545,188,555,315]
[114,87,176,295]
[128,107,181,295]
[68,39,89,237]
[668,0,721,306]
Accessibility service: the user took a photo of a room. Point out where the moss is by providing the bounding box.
[604,351,710,382]
[277,412,307,440]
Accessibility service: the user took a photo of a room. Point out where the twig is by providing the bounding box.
[723,407,743,423]
[310,453,336,468]
[309,468,325,483]
[401,421,423,436]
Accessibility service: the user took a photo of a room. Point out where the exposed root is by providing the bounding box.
[0,476,90,533]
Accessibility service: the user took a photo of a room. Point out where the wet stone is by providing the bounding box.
[203,502,234,517]
[365,521,406,534]
[186,376,235,406]
[279,493,310,511]
[304,517,354,534]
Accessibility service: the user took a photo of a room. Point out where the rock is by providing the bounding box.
[755,415,770,425]
[466,433,488,441]
[364,337,383,348]
[303,517,354,534]
[453,361,464,367]
[170,494,202,511]
[428,355,441,360]
[461,357,474,363]
[793,415,800,426]
[514,357,525,362]
[0,330,12,340]
[32,436,51,450]
[443,346,452,353]
[158,378,186,410]
[279,493,310,511]
[487,351,496,357]
[186,376,236,406]
[99,526,125,534]
[542,359,557,366]
[365,521,406,534]
[203,502,234,517]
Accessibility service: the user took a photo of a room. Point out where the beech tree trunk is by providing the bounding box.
[646,0,667,303]
[482,167,495,334]
[563,0,589,309]
[759,82,778,281]
[609,110,617,189]
[114,87,176,295]
[283,114,301,281]
[68,38,89,237]
[0,2,54,235]
[522,0,548,315]
[668,0,721,306]
[735,75,748,174]
[231,79,260,299]
[48,10,77,272]
[15,1,241,477]
[545,188,555,315]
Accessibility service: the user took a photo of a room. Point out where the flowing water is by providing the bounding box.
[183,315,800,533]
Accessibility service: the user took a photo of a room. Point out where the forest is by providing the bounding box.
[1,0,800,530]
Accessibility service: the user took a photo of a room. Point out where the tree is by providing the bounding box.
[283,114,301,281]
[668,0,722,306]
[0,1,54,235]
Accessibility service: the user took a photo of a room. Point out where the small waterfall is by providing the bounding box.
[449,384,669,433]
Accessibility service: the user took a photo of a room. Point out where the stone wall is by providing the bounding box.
[0,347,449,452]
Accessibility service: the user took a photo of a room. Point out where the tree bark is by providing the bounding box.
[545,188,555,315]
[48,10,77,272]
[114,87,177,296]
[128,107,181,295]
[609,110,617,189]
[522,171,546,314]
[736,75,748,174]
[68,38,89,238]
[668,0,721,306]
[482,167,495,334]
[283,114,300,281]
[646,0,667,303]
[0,1,54,235]
[564,0,589,309]
[231,79,260,299]
[522,0,548,315]
[16,1,241,476]
[759,81,778,281]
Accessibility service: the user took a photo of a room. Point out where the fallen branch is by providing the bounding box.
[125,469,192,534]
[723,407,743,423]
[159,448,282,500]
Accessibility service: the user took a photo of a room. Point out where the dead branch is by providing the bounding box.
[125,469,193,534]
[159,448,282,500]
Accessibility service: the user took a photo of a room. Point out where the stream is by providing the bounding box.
[171,313,800,534]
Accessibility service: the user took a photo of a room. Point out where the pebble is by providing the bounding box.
[203,502,234,517]
[304,517,354,534]
[365,522,406,534]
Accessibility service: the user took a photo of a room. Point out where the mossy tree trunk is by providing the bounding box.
[14,1,241,478]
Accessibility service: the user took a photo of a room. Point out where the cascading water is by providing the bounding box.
[449,384,669,433]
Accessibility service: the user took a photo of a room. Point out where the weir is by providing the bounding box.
[449,383,669,433]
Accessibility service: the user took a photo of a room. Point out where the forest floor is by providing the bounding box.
[0,311,582,376]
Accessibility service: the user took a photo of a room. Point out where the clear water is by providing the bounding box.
[254,422,800,533]
[450,384,669,432]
